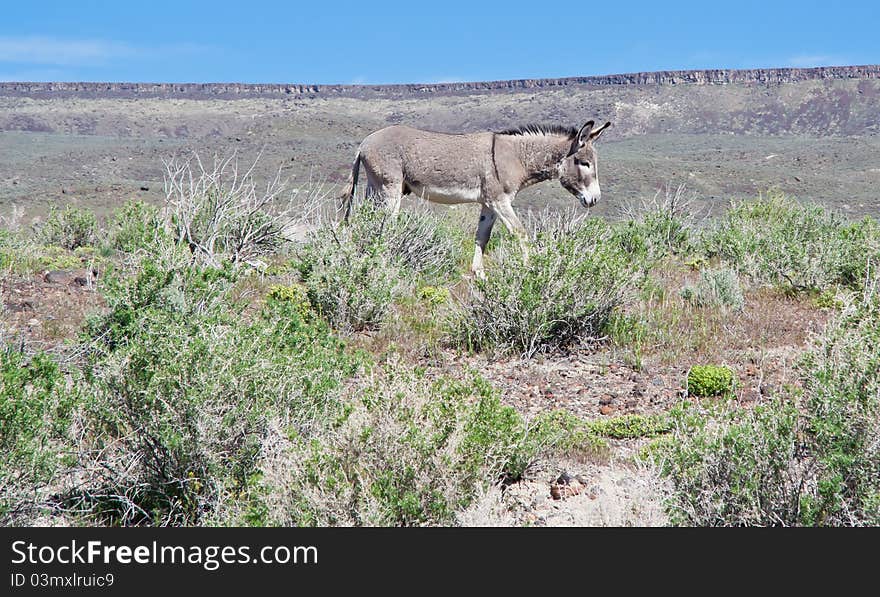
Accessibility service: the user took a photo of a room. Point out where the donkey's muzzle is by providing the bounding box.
[579,192,599,208]
[578,181,601,208]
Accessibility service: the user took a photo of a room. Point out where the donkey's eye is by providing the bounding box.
[576,159,591,169]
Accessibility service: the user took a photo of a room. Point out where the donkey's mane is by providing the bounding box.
[495,123,578,138]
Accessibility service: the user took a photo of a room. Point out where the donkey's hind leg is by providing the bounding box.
[380,182,403,216]
[363,167,403,216]
[364,168,383,207]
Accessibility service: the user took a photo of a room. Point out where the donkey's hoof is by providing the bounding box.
[469,269,486,281]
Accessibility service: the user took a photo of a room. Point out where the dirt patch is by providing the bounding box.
[441,349,684,420]
[0,269,106,351]
[458,457,667,527]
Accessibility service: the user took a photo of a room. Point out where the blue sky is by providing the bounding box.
[1,1,878,84]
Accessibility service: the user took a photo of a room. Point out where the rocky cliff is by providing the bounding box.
[2,65,879,99]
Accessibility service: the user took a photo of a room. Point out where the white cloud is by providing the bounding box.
[0,36,210,68]
[347,75,468,85]
[786,54,848,68]
[422,76,467,84]
[0,36,134,66]
[0,68,71,82]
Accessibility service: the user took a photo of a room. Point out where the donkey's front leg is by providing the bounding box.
[471,204,497,278]
[491,196,531,264]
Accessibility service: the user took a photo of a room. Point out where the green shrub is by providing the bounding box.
[0,349,76,522]
[418,285,451,308]
[586,414,671,439]
[617,184,698,259]
[680,266,745,311]
[657,398,806,526]
[0,232,93,275]
[638,211,692,258]
[297,242,404,332]
[74,253,363,525]
[109,200,164,253]
[702,193,880,292]
[39,205,97,250]
[658,282,880,526]
[267,283,312,320]
[687,365,736,397]
[296,205,463,332]
[797,288,880,526]
[0,232,33,274]
[37,245,82,270]
[241,371,550,526]
[451,218,649,357]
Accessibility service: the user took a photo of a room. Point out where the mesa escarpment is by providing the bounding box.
[2,64,879,99]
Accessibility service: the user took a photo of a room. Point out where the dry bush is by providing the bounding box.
[163,153,327,268]
[294,203,465,333]
[616,182,704,258]
[680,266,745,311]
[0,204,25,233]
[702,192,880,292]
[221,370,543,526]
[451,217,649,358]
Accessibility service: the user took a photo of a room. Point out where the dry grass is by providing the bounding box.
[632,261,828,363]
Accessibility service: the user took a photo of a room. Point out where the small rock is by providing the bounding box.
[598,395,614,406]
[44,270,72,284]
[8,300,35,312]
[625,399,638,409]
[599,405,615,416]
[651,377,665,387]
[27,318,40,327]
[550,472,587,500]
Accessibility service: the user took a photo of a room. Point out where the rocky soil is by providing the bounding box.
[0,261,831,526]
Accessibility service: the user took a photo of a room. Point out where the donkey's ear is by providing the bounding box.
[576,120,595,145]
[589,121,612,141]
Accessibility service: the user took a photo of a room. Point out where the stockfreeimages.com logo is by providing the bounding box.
[11,540,317,571]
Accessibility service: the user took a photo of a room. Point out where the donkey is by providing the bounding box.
[341,119,611,275]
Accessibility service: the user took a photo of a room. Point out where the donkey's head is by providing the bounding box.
[558,120,611,208]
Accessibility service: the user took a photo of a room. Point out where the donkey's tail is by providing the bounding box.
[340,150,361,221]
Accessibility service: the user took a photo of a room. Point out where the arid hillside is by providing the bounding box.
[2,65,879,223]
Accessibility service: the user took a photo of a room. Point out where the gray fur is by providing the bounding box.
[342,119,611,275]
